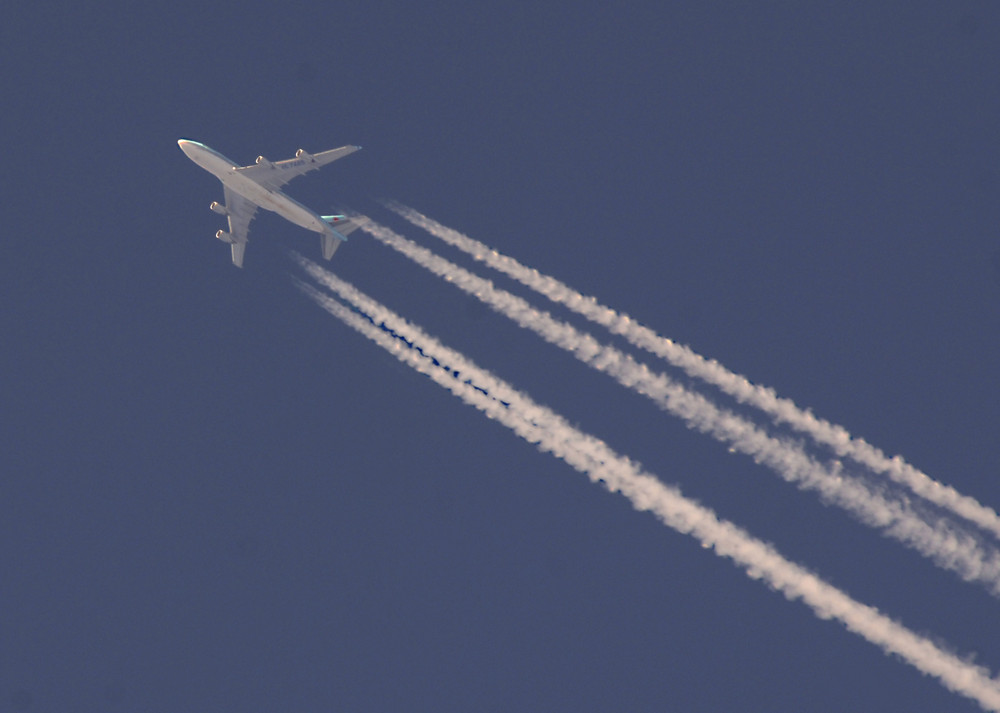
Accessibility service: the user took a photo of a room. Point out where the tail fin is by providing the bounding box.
[320,214,365,260]
[321,214,363,241]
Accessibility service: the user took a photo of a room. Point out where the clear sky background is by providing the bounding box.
[4,2,1000,711]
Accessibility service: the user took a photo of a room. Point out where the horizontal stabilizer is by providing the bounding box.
[321,233,342,260]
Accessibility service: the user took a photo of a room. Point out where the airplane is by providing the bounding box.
[178,139,362,267]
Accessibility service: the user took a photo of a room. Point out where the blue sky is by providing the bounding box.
[3,2,1000,711]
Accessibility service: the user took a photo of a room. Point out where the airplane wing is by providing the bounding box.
[234,145,361,191]
[222,185,257,267]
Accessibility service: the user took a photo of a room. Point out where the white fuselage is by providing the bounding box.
[178,140,331,235]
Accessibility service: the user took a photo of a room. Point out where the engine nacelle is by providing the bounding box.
[255,155,273,168]
[210,201,228,216]
[216,229,235,244]
[295,148,313,161]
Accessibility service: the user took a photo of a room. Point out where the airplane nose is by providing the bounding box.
[177,139,199,160]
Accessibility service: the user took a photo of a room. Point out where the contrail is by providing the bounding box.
[326,219,1000,595]
[295,267,1000,712]
[385,201,1000,541]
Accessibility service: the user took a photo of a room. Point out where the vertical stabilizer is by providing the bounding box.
[322,215,363,240]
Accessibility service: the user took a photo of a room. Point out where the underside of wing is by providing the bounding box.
[217,185,257,267]
[224,186,257,241]
[230,241,247,268]
[234,144,361,191]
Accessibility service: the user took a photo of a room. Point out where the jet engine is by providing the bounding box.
[210,201,228,216]
[255,155,273,168]
[295,148,313,160]
[215,230,235,244]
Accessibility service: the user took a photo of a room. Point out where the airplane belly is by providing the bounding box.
[270,195,326,232]
[224,174,270,205]
[223,174,325,232]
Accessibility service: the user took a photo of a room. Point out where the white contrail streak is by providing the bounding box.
[385,201,1000,541]
[295,267,1000,712]
[332,220,1000,595]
